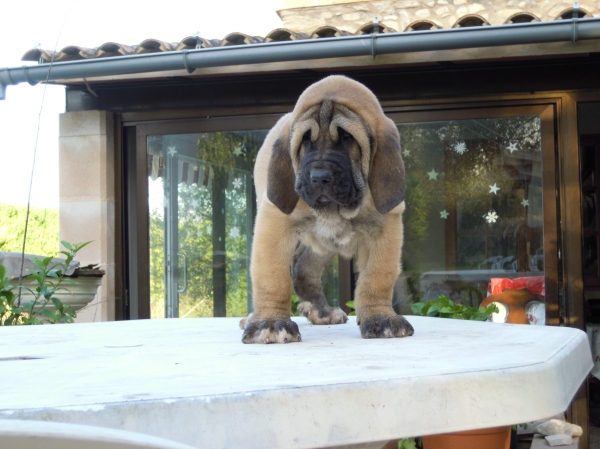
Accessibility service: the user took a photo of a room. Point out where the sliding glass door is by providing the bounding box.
[146,129,267,318]
[388,105,558,324]
[129,104,558,324]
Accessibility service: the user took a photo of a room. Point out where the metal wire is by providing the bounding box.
[16,14,69,306]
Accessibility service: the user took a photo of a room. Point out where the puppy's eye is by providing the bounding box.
[302,130,311,143]
[339,127,353,142]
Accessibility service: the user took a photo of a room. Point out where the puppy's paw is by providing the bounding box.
[241,318,302,344]
[359,314,414,339]
[297,301,348,325]
[239,312,254,330]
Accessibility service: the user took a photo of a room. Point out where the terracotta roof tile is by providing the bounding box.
[356,21,396,34]
[264,28,310,42]
[97,42,136,58]
[136,39,176,54]
[309,26,351,39]
[220,32,263,46]
[20,12,594,64]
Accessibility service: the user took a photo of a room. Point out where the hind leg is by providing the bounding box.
[293,245,348,325]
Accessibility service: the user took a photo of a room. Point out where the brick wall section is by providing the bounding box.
[59,110,115,322]
[277,0,598,33]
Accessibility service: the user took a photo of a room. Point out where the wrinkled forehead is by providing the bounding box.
[289,102,372,154]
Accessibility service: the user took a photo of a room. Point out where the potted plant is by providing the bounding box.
[411,296,509,449]
[0,241,98,325]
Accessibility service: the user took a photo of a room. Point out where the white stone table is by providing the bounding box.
[0,316,592,449]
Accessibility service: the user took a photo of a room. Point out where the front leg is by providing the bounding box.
[293,244,348,325]
[241,203,301,344]
[354,210,414,339]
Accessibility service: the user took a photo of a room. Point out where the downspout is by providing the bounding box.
[1,15,600,100]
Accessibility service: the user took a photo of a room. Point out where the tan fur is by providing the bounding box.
[243,75,412,343]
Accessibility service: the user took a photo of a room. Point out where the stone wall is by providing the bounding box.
[59,110,115,322]
[277,0,598,33]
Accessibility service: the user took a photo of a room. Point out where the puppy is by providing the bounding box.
[241,75,414,343]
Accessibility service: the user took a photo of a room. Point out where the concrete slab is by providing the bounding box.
[0,316,592,449]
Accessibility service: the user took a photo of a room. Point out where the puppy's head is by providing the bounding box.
[267,75,405,216]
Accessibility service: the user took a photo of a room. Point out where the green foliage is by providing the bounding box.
[398,438,421,449]
[0,241,90,325]
[411,295,499,321]
[0,204,59,256]
[345,300,356,316]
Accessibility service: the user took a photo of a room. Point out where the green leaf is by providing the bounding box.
[398,438,418,449]
[40,309,56,319]
[61,241,73,251]
[345,300,355,310]
[50,297,64,313]
[411,302,426,315]
[26,271,43,282]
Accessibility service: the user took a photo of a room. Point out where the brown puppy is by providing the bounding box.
[241,75,414,343]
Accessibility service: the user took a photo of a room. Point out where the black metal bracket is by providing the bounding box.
[371,17,380,59]
[572,2,580,43]
[182,50,195,74]
[22,66,38,86]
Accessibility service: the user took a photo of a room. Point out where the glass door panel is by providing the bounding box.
[392,113,548,325]
[147,130,267,318]
[147,129,341,318]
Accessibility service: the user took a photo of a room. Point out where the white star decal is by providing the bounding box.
[232,178,243,189]
[229,227,240,239]
[453,141,467,155]
[521,198,529,207]
[233,143,246,157]
[167,146,177,157]
[440,210,449,219]
[190,199,199,209]
[427,169,439,181]
[403,149,410,157]
[507,142,518,154]
[489,183,500,195]
[484,210,499,224]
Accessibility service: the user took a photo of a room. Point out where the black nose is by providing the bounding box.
[310,169,332,187]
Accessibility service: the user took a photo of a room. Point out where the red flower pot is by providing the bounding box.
[422,426,511,449]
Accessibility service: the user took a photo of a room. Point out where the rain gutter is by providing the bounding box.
[2,14,600,100]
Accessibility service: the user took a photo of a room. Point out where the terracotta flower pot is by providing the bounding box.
[422,426,511,449]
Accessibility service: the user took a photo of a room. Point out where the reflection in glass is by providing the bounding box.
[148,131,265,318]
[148,130,340,319]
[395,116,544,315]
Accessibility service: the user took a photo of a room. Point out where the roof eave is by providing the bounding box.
[2,18,600,100]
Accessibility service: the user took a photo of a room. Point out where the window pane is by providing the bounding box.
[395,116,545,320]
[148,130,339,318]
[148,131,265,318]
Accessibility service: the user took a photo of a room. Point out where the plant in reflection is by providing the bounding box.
[397,117,544,310]
[149,129,341,318]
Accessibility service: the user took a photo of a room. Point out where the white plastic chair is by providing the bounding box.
[0,419,197,449]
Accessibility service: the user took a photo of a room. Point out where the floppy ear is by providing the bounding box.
[267,137,299,214]
[369,121,406,214]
